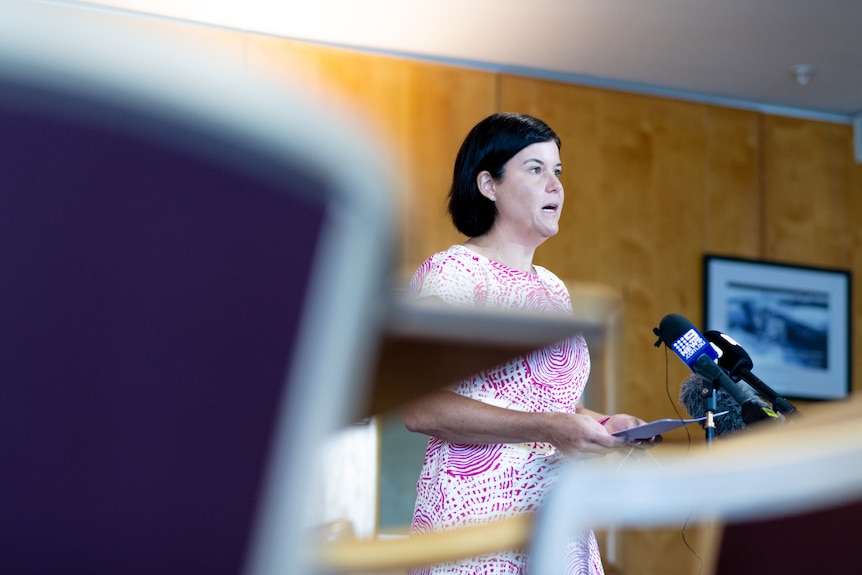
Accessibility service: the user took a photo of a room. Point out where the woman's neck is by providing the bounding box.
[464,237,536,275]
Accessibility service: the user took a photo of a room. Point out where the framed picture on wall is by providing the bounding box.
[703,255,851,401]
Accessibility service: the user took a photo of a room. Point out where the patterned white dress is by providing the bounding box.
[407,245,604,575]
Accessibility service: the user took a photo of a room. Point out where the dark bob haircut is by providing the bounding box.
[448,113,561,237]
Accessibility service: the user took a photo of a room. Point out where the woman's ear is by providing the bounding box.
[476,171,496,202]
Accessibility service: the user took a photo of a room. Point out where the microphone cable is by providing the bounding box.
[661,341,694,453]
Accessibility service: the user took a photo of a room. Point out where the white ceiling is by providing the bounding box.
[53,0,862,122]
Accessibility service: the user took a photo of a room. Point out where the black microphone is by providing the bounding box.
[654,314,781,426]
[704,330,800,417]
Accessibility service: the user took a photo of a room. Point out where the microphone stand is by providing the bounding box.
[699,378,717,445]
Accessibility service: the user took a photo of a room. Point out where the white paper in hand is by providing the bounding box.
[612,412,729,440]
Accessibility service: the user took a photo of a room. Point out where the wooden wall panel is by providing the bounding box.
[762,116,856,268]
[761,116,861,397]
[246,36,495,275]
[246,37,415,266]
[247,37,410,146]
[397,63,497,273]
[702,108,762,258]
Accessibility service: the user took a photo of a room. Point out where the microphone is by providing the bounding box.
[679,374,748,435]
[704,330,800,417]
[654,314,781,426]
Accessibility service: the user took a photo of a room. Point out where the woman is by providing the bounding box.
[402,113,659,574]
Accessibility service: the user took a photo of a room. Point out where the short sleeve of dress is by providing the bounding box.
[407,247,488,308]
[533,265,573,314]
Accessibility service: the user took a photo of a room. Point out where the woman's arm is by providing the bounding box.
[402,390,630,457]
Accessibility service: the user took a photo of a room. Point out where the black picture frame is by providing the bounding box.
[703,255,851,401]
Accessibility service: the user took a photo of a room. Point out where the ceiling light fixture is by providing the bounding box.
[791,64,815,86]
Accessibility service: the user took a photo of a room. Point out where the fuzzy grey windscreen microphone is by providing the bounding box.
[679,374,764,436]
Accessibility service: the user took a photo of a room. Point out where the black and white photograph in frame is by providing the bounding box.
[704,255,851,401]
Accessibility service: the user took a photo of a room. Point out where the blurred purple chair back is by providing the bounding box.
[715,499,862,574]
[0,4,394,574]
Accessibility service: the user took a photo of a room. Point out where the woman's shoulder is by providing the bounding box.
[415,245,486,275]
[533,265,572,306]
[429,244,481,263]
[408,245,488,302]
[533,264,566,287]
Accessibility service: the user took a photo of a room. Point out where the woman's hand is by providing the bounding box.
[543,412,630,459]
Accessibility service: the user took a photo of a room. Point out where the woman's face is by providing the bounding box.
[480,140,564,244]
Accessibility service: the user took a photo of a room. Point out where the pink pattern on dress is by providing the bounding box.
[406,245,604,575]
